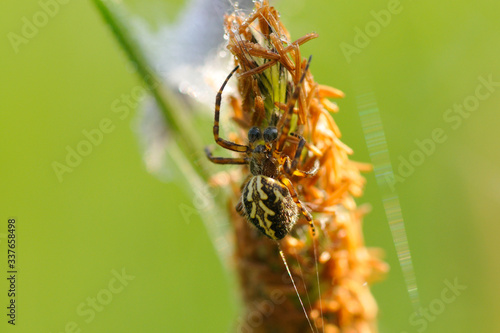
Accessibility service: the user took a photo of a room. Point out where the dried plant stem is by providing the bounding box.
[93,1,389,331]
[219,2,388,332]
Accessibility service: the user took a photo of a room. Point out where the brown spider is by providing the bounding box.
[205,56,317,241]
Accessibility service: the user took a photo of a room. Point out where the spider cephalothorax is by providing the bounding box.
[205,57,316,241]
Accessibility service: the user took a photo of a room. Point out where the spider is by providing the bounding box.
[205,56,317,241]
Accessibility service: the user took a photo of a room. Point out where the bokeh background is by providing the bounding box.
[1,0,499,332]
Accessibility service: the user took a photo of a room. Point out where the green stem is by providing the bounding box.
[92,0,213,179]
[92,0,236,265]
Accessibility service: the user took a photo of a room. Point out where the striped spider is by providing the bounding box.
[205,57,317,241]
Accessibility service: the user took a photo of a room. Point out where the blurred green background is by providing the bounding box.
[1,0,499,332]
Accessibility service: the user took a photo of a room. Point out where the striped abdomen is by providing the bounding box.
[241,176,299,240]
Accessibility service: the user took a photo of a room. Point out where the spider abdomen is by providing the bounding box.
[241,175,299,240]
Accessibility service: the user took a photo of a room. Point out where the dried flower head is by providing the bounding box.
[208,1,389,332]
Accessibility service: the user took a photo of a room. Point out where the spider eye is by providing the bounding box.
[248,127,262,143]
[263,127,278,142]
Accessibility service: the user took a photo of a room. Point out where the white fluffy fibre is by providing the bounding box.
[127,0,254,179]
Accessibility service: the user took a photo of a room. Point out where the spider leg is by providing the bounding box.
[279,175,316,237]
[282,133,319,178]
[213,66,249,153]
[283,156,319,178]
[205,147,248,165]
[291,161,319,178]
[290,133,306,171]
[291,133,320,177]
[235,200,245,217]
[275,56,312,154]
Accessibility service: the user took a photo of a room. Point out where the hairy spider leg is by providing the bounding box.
[204,147,248,165]
[290,133,306,171]
[283,133,319,178]
[279,175,316,237]
[213,66,248,153]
